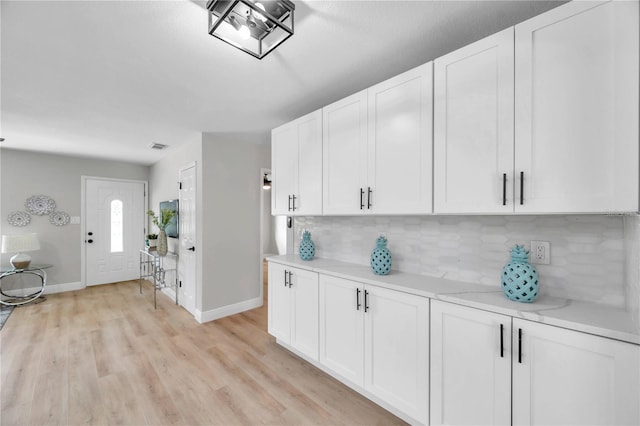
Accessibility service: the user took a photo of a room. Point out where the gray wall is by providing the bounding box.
[0,148,149,287]
[201,133,270,312]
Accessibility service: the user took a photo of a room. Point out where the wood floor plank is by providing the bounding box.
[0,279,405,425]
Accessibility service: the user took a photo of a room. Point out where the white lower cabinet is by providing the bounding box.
[319,274,429,424]
[431,300,640,426]
[513,318,640,426]
[430,300,511,426]
[267,263,319,361]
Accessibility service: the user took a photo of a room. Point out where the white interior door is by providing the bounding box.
[84,178,145,286]
[178,163,197,315]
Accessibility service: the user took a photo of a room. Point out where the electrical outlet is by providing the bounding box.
[530,241,550,265]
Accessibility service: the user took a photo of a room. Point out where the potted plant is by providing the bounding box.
[147,209,177,256]
[145,233,158,249]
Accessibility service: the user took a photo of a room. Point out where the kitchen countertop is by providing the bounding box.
[267,255,640,346]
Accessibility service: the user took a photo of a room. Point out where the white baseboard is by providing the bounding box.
[2,281,84,297]
[195,296,263,324]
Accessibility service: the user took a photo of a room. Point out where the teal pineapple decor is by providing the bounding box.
[371,235,392,275]
[502,245,539,303]
[298,230,315,261]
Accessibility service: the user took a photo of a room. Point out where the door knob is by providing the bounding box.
[88,232,93,236]
[187,246,195,252]
[87,239,94,244]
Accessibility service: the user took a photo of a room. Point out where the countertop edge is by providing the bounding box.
[266,255,640,346]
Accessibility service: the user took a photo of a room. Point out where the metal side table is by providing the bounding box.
[139,250,178,309]
[0,264,52,306]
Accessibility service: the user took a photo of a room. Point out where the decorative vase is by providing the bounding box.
[370,236,391,275]
[299,230,315,261]
[502,245,539,302]
[156,229,168,256]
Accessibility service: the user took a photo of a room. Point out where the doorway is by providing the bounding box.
[82,177,146,286]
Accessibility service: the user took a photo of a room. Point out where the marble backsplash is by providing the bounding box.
[294,215,629,308]
[623,215,640,327]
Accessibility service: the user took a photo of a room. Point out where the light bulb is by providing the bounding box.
[253,2,267,22]
[238,25,251,40]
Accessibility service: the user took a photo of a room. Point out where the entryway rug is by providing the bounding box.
[0,305,14,330]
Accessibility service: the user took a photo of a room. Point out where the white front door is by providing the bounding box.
[178,163,197,314]
[84,177,146,286]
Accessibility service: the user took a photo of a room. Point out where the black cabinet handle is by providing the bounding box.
[187,246,195,252]
[288,272,293,288]
[500,324,504,358]
[356,288,361,311]
[288,195,292,212]
[360,188,365,210]
[284,270,288,287]
[292,194,297,212]
[520,172,524,205]
[518,328,522,363]
[367,187,372,209]
[502,173,507,206]
[364,290,369,313]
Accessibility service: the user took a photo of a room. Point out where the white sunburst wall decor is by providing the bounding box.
[25,195,56,215]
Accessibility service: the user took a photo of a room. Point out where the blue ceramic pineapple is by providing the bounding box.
[298,230,315,261]
[371,236,392,275]
[502,245,539,302]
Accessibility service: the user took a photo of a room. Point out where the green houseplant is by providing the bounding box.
[147,209,177,255]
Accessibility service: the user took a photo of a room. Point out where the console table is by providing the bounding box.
[0,264,52,306]
[139,250,178,309]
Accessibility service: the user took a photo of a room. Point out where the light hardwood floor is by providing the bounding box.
[0,276,405,425]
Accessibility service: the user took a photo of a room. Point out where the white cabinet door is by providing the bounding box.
[430,300,511,426]
[268,262,291,342]
[515,0,639,213]
[434,28,514,214]
[271,110,322,216]
[513,319,640,426]
[319,274,364,386]
[289,267,319,361]
[296,110,323,215]
[364,285,430,424]
[322,90,369,215]
[368,63,433,215]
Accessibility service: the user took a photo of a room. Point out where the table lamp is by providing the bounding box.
[1,233,40,269]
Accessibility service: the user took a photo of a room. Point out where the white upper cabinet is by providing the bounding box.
[323,63,433,215]
[434,28,515,214]
[367,63,433,214]
[322,90,368,215]
[514,0,639,213]
[271,109,322,216]
[513,318,640,425]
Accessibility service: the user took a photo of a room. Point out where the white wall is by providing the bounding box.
[201,133,270,314]
[0,148,149,288]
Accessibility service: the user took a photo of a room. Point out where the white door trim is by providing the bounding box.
[259,167,271,305]
[81,176,148,288]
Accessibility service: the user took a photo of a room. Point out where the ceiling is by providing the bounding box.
[0,0,564,166]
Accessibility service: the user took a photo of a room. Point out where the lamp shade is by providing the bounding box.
[1,233,40,254]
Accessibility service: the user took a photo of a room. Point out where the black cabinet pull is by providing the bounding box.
[292,194,297,211]
[367,187,372,209]
[360,188,365,210]
[187,246,195,252]
[288,195,292,211]
[500,324,504,358]
[284,270,288,287]
[364,290,369,313]
[502,173,507,206]
[518,328,522,363]
[288,272,293,288]
[519,172,524,205]
[356,288,361,311]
